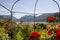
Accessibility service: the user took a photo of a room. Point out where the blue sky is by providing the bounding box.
[0,0,60,19]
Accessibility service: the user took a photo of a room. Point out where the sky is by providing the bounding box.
[0,0,60,19]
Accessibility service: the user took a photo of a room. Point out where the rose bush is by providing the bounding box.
[0,19,60,40]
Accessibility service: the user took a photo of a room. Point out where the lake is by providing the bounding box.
[22,22,48,24]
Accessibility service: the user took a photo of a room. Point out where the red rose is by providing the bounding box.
[48,16,56,22]
[56,30,60,36]
[48,31,51,35]
[56,30,60,40]
[29,32,41,40]
[53,18,56,22]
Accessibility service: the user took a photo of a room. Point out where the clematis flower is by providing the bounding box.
[29,32,41,40]
[56,24,60,29]
[4,29,8,33]
[48,16,56,22]
[46,27,49,31]
[55,30,60,40]
[58,24,60,27]
[48,31,52,35]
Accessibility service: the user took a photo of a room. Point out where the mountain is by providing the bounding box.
[18,13,55,22]
[36,13,54,22]
[19,15,34,22]
[0,15,18,22]
[0,12,58,22]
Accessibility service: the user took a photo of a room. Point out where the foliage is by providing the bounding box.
[35,23,46,31]
[0,19,60,40]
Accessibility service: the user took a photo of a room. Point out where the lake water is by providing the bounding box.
[22,22,48,24]
[16,22,59,25]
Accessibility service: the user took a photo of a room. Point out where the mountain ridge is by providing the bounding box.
[0,12,58,22]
